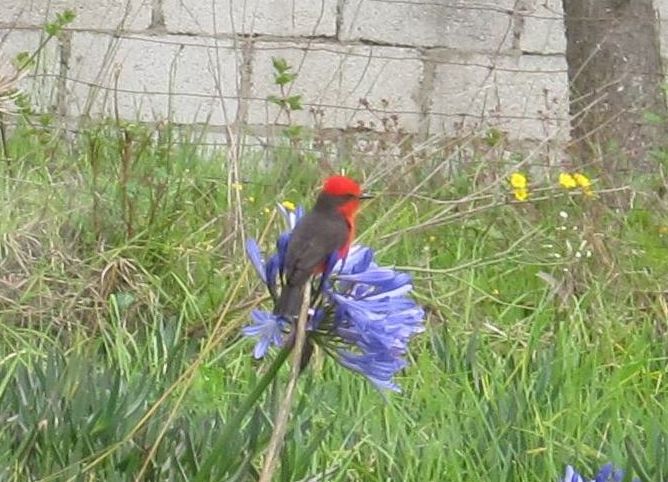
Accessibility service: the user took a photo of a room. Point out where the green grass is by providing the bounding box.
[0,119,667,481]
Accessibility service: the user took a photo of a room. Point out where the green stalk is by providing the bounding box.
[195,346,291,480]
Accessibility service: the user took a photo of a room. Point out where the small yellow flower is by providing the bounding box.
[559,172,577,189]
[247,196,255,203]
[510,172,528,189]
[263,207,271,214]
[513,188,529,201]
[573,173,590,188]
[573,173,593,196]
[428,235,436,243]
[281,200,296,211]
[231,182,243,191]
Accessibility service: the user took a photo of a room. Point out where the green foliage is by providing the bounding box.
[43,9,76,36]
[267,94,303,111]
[483,127,505,147]
[0,9,76,132]
[267,57,304,142]
[12,51,32,70]
[270,57,297,87]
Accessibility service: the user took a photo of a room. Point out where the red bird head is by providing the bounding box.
[317,175,371,220]
[322,175,362,197]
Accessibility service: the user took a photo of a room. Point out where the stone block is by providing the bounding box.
[518,0,566,54]
[428,52,570,140]
[163,0,337,37]
[656,0,668,70]
[340,0,516,50]
[0,0,151,31]
[248,41,424,131]
[67,32,241,125]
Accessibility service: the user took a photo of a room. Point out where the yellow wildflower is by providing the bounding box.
[281,200,296,211]
[573,173,591,188]
[509,173,529,201]
[510,172,528,189]
[573,173,593,196]
[559,172,577,189]
[428,235,436,243]
[231,182,243,191]
[263,207,271,214]
[247,196,255,203]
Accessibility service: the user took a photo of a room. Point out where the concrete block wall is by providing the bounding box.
[655,0,668,73]
[0,0,577,143]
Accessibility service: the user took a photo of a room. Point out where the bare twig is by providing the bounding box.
[258,282,311,482]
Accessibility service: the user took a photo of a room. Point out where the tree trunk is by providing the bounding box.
[563,0,668,172]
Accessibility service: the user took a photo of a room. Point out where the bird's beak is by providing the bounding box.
[359,193,374,200]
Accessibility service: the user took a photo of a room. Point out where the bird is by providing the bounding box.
[275,175,372,321]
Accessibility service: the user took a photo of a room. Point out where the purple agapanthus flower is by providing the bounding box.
[243,204,425,392]
[561,463,638,482]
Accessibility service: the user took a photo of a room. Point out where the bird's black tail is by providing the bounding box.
[274,282,305,320]
[275,283,314,371]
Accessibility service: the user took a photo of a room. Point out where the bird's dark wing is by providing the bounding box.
[283,211,349,286]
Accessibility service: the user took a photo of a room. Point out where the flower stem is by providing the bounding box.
[258,283,311,482]
[195,344,290,481]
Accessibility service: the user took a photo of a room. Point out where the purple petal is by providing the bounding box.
[376,272,413,291]
[337,350,405,392]
[336,245,374,274]
[246,239,267,284]
[562,466,585,482]
[562,463,638,482]
[322,250,342,281]
[594,464,614,482]
[295,205,305,221]
[277,203,304,230]
[265,254,280,296]
[364,284,414,300]
[336,308,424,355]
[333,293,418,314]
[276,203,290,226]
[242,310,285,358]
[594,464,629,482]
[337,268,397,284]
[276,233,290,277]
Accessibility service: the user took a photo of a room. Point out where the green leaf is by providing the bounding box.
[13,51,32,70]
[44,22,60,36]
[271,57,290,74]
[275,72,297,87]
[267,94,285,107]
[285,95,302,111]
[58,9,77,25]
[282,125,303,140]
